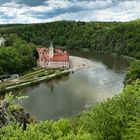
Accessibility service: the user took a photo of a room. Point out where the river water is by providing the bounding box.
[15,51,130,121]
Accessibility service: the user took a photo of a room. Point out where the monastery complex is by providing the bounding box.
[37,43,70,69]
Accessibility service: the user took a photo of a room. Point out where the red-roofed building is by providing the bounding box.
[37,43,70,69]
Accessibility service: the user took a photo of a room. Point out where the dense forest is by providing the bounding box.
[0,34,37,75]
[0,61,140,140]
[0,20,140,60]
[0,20,140,75]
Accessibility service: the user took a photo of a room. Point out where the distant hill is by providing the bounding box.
[0,20,140,59]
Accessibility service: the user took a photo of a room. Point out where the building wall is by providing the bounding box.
[38,52,44,59]
[46,61,70,69]
[37,60,70,69]
[37,59,45,68]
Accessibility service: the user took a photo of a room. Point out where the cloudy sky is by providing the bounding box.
[0,0,140,24]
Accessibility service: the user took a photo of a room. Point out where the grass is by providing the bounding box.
[0,66,71,94]
[20,69,46,80]
[0,81,15,87]
[0,68,63,93]
[3,70,70,93]
[20,69,57,80]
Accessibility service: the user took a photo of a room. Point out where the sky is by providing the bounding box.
[0,0,140,24]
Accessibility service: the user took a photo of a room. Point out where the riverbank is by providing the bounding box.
[0,56,94,93]
[70,56,94,70]
[1,70,70,93]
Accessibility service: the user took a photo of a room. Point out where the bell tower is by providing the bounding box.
[49,42,54,58]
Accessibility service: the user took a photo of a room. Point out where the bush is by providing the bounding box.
[124,61,140,84]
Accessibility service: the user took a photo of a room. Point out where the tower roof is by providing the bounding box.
[49,42,53,48]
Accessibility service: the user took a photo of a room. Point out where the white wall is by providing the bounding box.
[38,59,70,69]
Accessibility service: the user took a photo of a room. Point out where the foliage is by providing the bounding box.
[0,34,37,75]
[124,60,140,84]
[122,117,140,140]
[0,20,140,59]
[0,93,34,131]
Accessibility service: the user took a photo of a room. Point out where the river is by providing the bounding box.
[15,51,130,121]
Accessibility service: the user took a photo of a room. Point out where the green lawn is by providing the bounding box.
[0,68,60,91]
[20,69,57,80]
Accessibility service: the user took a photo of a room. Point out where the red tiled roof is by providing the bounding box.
[37,48,69,61]
[36,48,48,52]
[45,54,69,61]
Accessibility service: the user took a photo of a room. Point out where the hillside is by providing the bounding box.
[0,20,140,59]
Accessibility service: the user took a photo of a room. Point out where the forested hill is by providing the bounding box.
[0,20,140,59]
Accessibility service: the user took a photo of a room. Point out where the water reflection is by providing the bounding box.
[14,51,130,121]
[70,51,130,73]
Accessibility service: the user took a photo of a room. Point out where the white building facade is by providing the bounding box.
[0,37,5,46]
[37,43,70,69]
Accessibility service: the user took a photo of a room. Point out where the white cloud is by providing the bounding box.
[46,0,72,9]
[0,0,140,24]
[74,0,112,9]
[48,0,140,22]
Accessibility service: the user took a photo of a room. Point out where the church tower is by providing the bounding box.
[49,42,54,58]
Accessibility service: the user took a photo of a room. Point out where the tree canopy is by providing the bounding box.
[0,20,140,75]
[0,20,140,59]
[0,34,37,75]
